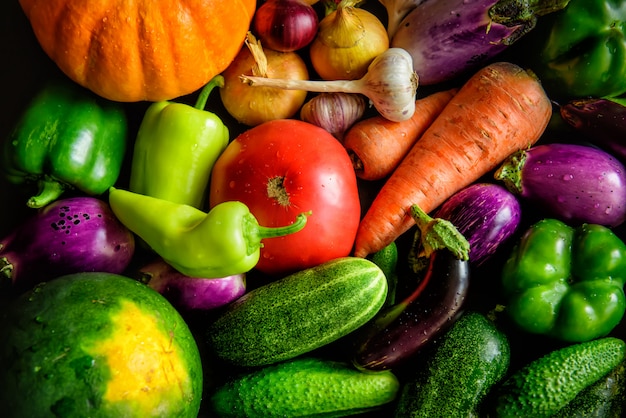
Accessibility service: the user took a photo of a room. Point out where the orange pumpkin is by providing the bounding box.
[19,0,257,102]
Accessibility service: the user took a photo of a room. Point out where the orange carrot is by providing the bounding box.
[343,88,458,181]
[353,62,552,258]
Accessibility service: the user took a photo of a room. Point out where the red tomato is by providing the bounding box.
[209,119,361,276]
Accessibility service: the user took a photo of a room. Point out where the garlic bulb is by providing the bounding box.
[300,92,367,140]
[240,48,419,122]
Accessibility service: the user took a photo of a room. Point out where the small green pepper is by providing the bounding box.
[522,0,626,99]
[129,75,229,208]
[108,187,311,278]
[2,80,127,208]
[501,218,626,342]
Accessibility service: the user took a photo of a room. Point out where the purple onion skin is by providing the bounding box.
[0,197,135,291]
[391,0,521,85]
[560,98,626,162]
[496,143,626,228]
[435,183,522,267]
[138,258,246,312]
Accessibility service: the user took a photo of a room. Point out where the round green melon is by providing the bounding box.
[0,272,203,417]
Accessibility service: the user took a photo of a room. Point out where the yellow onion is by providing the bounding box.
[220,32,309,126]
[310,0,389,80]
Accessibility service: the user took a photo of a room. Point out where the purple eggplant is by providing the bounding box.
[0,196,135,291]
[559,98,626,161]
[352,250,470,372]
[136,258,246,312]
[435,183,522,267]
[494,143,626,227]
[390,0,570,85]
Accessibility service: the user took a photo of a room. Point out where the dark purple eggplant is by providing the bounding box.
[390,0,570,85]
[352,250,470,372]
[559,98,626,161]
[495,143,626,227]
[136,258,246,312]
[0,197,135,291]
[435,183,522,267]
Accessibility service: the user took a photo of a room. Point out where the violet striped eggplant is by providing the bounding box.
[390,0,570,85]
[559,98,626,162]
[136,258,246,312]
[435,183,522,267]
[495,143,626,227]
[0,197,135,292]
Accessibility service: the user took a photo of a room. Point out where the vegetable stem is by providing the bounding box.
[194,75,224,110]
[409,204,470,261]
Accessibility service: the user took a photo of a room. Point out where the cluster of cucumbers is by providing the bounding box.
[203,256,626,417]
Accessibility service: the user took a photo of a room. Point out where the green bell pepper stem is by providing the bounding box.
[28,177,66,209]
[502,218,626,342]
[108,187,311,278]
[128,75,229,209]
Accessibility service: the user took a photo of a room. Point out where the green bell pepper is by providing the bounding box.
[523,0,626,99]
[107,187,311,278]
[2,80,127,209]
[129,75,229,209]
[501,218,626,342]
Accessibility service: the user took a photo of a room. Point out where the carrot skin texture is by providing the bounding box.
[353,62,552,258]
[343,88,457,181]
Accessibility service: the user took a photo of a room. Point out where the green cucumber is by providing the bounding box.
[394,311,511,417]
[368,241,398,306]
[210,356,400,417]
[206,257,387,367]
[492,337,626,418]
[553,358,626,417]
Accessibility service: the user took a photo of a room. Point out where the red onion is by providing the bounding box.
[253,0,320,52]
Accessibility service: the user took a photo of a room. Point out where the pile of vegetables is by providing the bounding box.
[2,0,626,416]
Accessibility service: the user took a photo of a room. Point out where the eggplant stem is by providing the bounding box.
[409,204,470,261]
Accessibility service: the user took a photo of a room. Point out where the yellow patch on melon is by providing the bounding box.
[84,300,192,411]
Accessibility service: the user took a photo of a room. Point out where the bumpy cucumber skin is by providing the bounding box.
[394,311,510,417]
[210,357,400,417]
[493,337,626,418]
[206,257,388,367]
[553,358,626,418]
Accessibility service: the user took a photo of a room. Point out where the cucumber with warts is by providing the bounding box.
[492,337,626,417]
[210,356,400,417]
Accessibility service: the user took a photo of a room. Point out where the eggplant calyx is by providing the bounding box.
[489,0,571,44]
[494,149,527,195]
[0,257,13,280]
[409,204,470,262]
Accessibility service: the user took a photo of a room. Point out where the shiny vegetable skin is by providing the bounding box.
[435,183,521,267]
[394,312,510,417]
[390,0,570,85]
[502,218,626,342]
[136,258,246,313]
[352,250,470,371]
[495,143,626,227]
[492,337,626,417]
[519,0,626,99]
[210,357,400,418]
[559,97,626,161]
[2,80,127,208]
[207,257,388,367]
[0,197,135,292]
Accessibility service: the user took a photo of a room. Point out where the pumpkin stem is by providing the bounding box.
[194,75,224,111]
